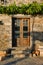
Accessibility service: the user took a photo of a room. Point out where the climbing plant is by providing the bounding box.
[0,2,43,15]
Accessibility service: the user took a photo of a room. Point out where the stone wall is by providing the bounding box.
[0,0,43,5]
[0,14,12,50]
[0,14,43,50]
[14,0,43,5]
[32,15,43,46]
[8,0,43,5]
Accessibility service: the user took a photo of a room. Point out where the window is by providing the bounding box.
[15,19,20,26]
[15,26,20,38]
[23,19,28,38]
[23,19,28,26]
[15,26,20,31]
[15,19,20,38]
[23,26,28,31]
[23,32,28,38]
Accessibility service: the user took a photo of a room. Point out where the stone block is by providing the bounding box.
[0,51,6,61]
[0,51,6,56]
[11,50,23,54]
[14,54,25,58]
[0,56,5,61]
[40,52,43,56]
[0,56,3,61]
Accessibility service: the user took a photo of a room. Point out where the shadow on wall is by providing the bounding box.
[30,32,43,44]
[30,32,43,53]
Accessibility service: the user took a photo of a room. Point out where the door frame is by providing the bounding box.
[12,17,30,47]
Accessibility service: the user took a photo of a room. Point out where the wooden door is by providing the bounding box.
[12,18,30,47]
[19,18,30,47]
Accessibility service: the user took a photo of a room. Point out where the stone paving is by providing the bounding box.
[0,56,43,65]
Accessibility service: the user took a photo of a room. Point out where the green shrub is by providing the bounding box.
[26,2,41,15]
[0,2,43,15]
[40,3,43,14]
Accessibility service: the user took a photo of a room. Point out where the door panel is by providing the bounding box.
[23,38,29,46]
[17,18,30,47]
[22,19,30,46]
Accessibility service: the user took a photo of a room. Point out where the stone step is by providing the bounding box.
[11,47,28,51]
[12,51,30,58]
[11,47,30,58]
[11,50,30,55]
[11,49,30,58]
[11,50,23,54]
[11,47,30,54]
[14,54,25,58]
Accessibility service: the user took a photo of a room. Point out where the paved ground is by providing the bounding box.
[0,56,43,65]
